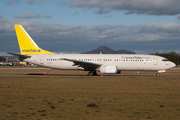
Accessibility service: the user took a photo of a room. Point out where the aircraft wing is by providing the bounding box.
[61,58,101,71]
[7,52,31,60]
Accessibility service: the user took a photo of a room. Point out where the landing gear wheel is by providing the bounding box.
[156,73,160,77]
[93,71,97,76]
[88,71,97,76]
[88,72,94,76]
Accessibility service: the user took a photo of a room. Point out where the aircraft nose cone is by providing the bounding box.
[171,62,176,68]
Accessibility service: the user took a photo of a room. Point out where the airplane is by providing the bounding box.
[7,25,176,76]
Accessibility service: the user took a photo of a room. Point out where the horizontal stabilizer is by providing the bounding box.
[7,52,31,60]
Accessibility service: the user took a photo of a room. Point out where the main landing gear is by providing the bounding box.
[87,71,97,76]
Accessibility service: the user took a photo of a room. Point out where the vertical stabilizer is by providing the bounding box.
[14,25,54,55]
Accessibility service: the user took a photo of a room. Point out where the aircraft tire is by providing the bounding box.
[88,71,97,76]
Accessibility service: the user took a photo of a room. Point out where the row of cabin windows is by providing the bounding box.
[47,59,153,62]
[47,59,60,61]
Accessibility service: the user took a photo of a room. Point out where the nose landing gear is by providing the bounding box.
[156,73,160,76]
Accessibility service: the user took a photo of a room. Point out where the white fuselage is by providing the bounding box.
[24,54,175,72]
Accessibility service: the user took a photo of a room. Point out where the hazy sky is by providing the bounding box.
[1,0,180,55]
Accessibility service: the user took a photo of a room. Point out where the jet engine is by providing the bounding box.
[100,65,121,74]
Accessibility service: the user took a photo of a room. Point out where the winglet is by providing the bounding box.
[14,24,54,55]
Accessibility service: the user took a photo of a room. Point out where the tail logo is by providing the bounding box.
[15,25,54,55]
[22,49,41,53]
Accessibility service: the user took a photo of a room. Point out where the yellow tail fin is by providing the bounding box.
[14,25,54,55]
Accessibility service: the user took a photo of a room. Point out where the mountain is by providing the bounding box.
[83,46,115,54]
[115,50,136,54]
[82,46,136,54]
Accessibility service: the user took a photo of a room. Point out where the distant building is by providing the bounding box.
[6,57,9,63]
[19,61,27,66]
[0,62,12,66]
[0,56,18,66]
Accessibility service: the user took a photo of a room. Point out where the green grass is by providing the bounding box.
[0,76,180,120]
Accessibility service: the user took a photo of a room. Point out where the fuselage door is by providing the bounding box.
[40,56,44,64]
[144,59,146,65]
[153,57,158,65]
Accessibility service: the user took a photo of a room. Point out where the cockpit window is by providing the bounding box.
[162,59,169,61]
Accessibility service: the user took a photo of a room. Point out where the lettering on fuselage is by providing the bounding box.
[121,56,151,60]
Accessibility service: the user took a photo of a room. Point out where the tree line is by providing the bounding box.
[150,52,179,66]
[0,56,5,61]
